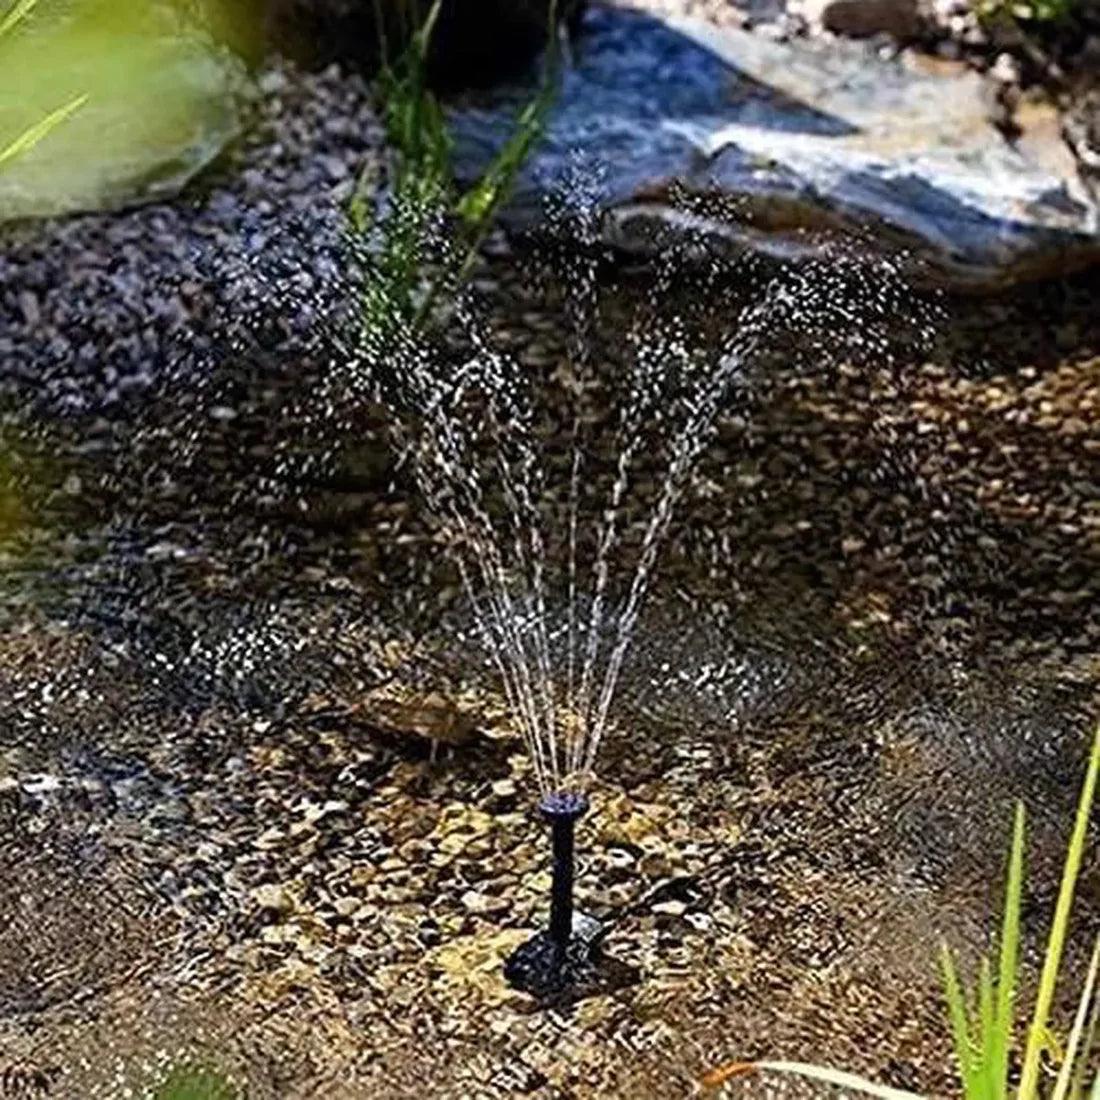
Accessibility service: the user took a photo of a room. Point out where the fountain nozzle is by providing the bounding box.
[504,789,605,997]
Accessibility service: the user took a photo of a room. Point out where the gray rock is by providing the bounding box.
[449,7,1100,289]
[1065,90,1100,184]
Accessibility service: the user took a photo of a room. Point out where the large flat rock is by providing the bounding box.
[449,6,1100,289]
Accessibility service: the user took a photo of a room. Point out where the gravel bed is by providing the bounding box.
[0,62,382,417]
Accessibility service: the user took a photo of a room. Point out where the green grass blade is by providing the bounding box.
[1018,726,1100,1100]
[979,955,997,1096]
[0,0,39,38]
[1058,936,1100,1100]
[943,943,980,1095]
[741,1060,926,1099]
[453,78,555,229]
[992,803,1026,1098]
[1069,972,1100,1100]
[0,93,88,168]
[413,0,443,52]
[454,0,560,232]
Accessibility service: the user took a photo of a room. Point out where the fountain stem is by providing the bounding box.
[504,789,604,996]
[541,791,587,951]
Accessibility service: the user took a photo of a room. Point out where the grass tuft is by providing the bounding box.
[350,0,562,343]
[702,725,1100,1099]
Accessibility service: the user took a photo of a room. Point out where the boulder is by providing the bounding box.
[264,0,586,88]
[0,1,245,222]
[448,7,1100,289]
[1065,89,1100,186]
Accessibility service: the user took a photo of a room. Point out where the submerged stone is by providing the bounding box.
[449,7,1100,289]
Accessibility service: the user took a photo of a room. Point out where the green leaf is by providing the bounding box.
[979,954,996,1085]
[1069,971,1100,1100]
[991,802,1026,1098]
[943,943,981,1096]
[454,81,555,229]
[0,0,39,39]
[0,93,87,169]
[1056,937,1100,1100]
[1018,726,1100,1100]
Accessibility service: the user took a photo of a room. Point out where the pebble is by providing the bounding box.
[460,889,509,916]
[0,62,384,417]
[651,900,688,917]
[251,883,294,914]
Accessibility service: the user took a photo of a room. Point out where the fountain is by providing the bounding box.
[3,11,1097,1091]
[304,171,942,994]
[18,162,936,1000]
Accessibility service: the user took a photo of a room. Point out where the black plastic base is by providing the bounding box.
[504,912,606,998]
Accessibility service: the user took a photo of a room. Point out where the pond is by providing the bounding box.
[1,3,1099,1098]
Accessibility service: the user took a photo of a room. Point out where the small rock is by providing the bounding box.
[251,883,294,914]
[989,52,1021,86]
[803,0,920,38]
[361,689,477,747]
[652,900,688,918]
[333,896,360,918]
[461,889,509,916]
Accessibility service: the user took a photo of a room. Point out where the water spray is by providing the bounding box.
[504,790,605,996]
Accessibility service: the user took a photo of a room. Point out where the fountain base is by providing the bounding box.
[504,911,606,997]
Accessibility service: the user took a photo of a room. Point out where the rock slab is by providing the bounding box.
[449,6,1100,289]
[801,0,921,38]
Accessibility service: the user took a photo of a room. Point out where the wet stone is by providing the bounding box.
[450,6,1100,287]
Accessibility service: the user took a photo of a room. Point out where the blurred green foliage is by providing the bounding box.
[976,0,1081,25]
[0,0,86,169]
[152,1064,239,1100]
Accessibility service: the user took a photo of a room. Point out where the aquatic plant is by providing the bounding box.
[702,724,1100,1099]
[0,0,87,169]
[350,0,561,340]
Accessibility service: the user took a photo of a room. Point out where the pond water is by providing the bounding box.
[1,47,1100,1100]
